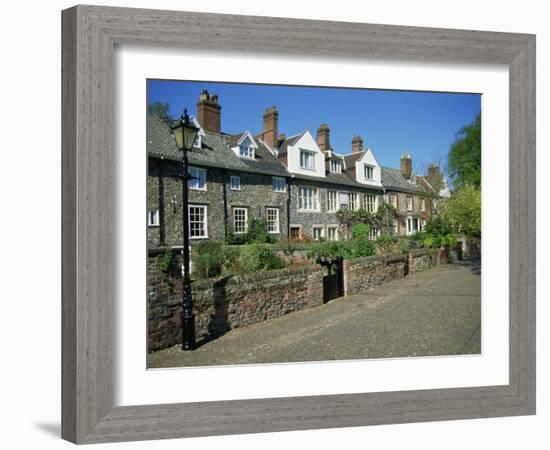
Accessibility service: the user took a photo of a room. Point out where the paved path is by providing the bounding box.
[148,261,481,368]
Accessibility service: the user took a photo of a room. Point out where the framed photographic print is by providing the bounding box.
[62,5,536,444]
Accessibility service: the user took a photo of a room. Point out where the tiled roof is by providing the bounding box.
[381,166,426,194]
[343,151,365,169]
[292,171,383,191]
[277,132,305,156]
[147,114,290,177]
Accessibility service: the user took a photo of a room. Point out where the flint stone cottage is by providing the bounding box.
[147,90,446,249]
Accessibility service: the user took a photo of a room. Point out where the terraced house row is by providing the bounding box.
[147,90,449,249]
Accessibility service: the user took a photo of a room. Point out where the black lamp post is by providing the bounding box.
[170,109,200,351]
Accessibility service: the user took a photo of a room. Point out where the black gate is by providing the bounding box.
[317,256,344,303]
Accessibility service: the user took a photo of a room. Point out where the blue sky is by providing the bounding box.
[147,80,480,173]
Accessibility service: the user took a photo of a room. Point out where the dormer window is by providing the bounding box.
[330,159,342,173]
[364,164,374,180]
[239,145,254,159]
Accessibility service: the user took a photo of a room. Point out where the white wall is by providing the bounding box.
[0,1,547,449]
[354,148,383,187]
[286,131,326,177]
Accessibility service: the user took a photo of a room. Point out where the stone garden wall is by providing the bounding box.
[149,248,442,352]
[148,257,323,352]
[343,254,407,296]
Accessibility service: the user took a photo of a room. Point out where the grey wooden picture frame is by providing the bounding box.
[61,5,536,444]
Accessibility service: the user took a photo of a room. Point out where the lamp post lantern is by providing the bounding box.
[170,109,200,351]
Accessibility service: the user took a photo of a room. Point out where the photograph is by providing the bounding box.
[146,80,482,368]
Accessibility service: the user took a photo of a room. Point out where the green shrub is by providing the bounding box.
[220,246,239,272]
[441,235,457,249]
[352,238,375,257]
[398,238,411,254]
[375,234,396,254]
[424,216,453,237]
[158,252,173,273]
[307,241,349,260]
[247,218,275,244]
[192,241,224,279]
[239,244,285,273]
[351,223,370,240]
[279,238,297,257]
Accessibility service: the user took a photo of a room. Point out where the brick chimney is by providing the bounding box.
[351,135,363,153]
[427,163,441,182]
[262,106,278,148]
[316,124,331,152]
[197,90,221,133]
[400,152,412,178]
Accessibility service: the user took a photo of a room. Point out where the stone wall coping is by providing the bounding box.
[346,253,407,266]
[191,263,323,290]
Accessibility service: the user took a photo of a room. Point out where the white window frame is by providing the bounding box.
[406,195,413,211]
[272,176,286,193]
[420,197,426,212]
[406,216,419,236]
[388,193,398,208]
[364,164,374,180]
[230,175,241,191]
[147,209,160,226]
[312,226,325,241]
[188,205,208,239]
[327,189,339,212]
[266,207,280,234]
[239,145,255,159]
[392,218,399,234]
[349,192,358,211]
[330,159,342,173]
[298,186,319,211]
[326,225,339,241]
[364,194,376,213]
[299,149,316,170]
[188,166,207,191]
[368,228,379,240]
[233,207,248,234]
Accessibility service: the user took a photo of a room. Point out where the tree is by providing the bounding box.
[447,113,481,189]
[147,102,172,123]
[443,185,481,238]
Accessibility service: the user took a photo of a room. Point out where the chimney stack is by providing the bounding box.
[316,124,331,152]
[197,90,221,133]
[400,152,412,178]
[351,135,363,153]
[262,106,279,149]
[427,163,441,182]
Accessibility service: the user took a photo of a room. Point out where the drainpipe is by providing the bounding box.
[286,175,294,238]
[222,170,228,240]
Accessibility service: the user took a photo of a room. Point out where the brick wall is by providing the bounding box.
[148,255,323,352]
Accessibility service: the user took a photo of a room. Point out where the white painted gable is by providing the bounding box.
[230,131,258,158]
[354,148,382,187]
[286,131,326,178]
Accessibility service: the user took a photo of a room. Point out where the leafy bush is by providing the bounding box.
[224,218,276,245]
[279,238,297,257]
[375,234,397,254]
[192,241,224,279]
[423,236,441,248]
[239,244,285,273]
[158,252,173,273]
[306,241,350,260]
[424,216,453,237]
[397,238,411,254]
[247,218,276,244]
[351,223,370,240]
[352,238,375,257]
